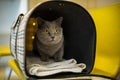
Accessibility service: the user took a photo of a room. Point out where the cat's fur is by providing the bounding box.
[35,17,64,61]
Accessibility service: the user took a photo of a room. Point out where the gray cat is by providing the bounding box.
[35,17,64,61]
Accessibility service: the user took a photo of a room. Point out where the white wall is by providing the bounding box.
[0,0,20,34]
[0,0,28,45]
[97,0,120,7]
[19,0,28,14]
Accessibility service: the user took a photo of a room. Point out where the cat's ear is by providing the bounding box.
[36,17,45,25]
[55,17,63,25]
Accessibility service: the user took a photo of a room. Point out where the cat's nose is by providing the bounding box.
[51,36,55,40]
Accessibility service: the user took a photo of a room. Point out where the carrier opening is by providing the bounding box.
[24,1,96,78]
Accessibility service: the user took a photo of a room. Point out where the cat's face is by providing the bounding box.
[36,17,63,45]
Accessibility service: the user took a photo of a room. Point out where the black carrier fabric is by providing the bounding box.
[10,1,96,79]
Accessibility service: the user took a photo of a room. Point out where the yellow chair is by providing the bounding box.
[0,46,11,56]
[0,2,120,80]
[0,46,26,80]
[89,3,120,77]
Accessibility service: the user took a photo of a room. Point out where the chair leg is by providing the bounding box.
[8,59,26,80]
[8,68,12,80]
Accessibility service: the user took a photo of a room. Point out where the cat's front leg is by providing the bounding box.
[40,53,49,61]
[54,45,64,62]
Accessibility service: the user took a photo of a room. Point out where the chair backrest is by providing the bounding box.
[89,3,120,77]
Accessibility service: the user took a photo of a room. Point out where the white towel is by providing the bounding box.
[27,59,86,77]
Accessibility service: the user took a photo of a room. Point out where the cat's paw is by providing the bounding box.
[40,56,49,61]
[54,57,63,62]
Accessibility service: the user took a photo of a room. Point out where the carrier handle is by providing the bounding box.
[13,14,24,29]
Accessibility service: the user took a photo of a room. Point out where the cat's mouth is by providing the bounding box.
[48,38,58,43]
[49,37,55,41]
[46,38,62,45]
[47,37,62,43]
[50,39,55,42]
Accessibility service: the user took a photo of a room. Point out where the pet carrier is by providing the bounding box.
[10,0,104,79]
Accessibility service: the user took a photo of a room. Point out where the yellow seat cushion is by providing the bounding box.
[0,46,11,56]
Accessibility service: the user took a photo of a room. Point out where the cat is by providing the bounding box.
[34,17,64,61]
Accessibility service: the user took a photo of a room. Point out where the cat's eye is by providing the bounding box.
[45,29,49,34]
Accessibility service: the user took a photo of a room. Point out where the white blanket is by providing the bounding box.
[27,59,86,77]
